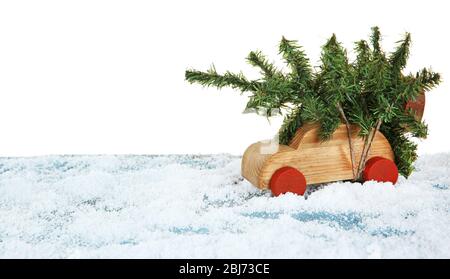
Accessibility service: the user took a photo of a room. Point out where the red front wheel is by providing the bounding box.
[269,167,307,196]
[363,156,399,184]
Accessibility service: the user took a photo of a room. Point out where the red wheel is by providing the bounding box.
[269,167,307,196]
[363,156,399,184]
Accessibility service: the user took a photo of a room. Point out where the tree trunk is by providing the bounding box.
[356,132,372,180]
[356,119,382,180]
[337,103,356,179]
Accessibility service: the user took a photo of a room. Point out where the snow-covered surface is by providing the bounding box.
[0,153,449,259]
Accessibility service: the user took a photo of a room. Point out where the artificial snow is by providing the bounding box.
[0,153,449,258]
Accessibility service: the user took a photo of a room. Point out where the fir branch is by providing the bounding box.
[389,32,411,74]
[246,51,280,78]
[370,26,382,54]
[319,34,357,145]
[398,68,441,104]
[244,75,297,115]
[279,36,312,86]
[185,65,257,93]
[278,107,303,145]
[415,68,441,91]
[300,95,327,123]
[354,40,372,80]
[319,111,341,141]
[381,123,418,177]
[355,40,371,65]
[348,109,372,137]
[399,110,428,138]
[320,34,352,104]
[397,74,422,103]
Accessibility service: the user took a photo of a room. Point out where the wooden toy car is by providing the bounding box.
[242,123,398,196]
[242,91,426,196]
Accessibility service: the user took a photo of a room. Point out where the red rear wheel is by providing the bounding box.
[363,156,399,184]
[269,167,307,196]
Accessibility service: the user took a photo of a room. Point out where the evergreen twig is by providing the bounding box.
[185,65,257,93]
[279,36,313,87]
[247,51,280,78]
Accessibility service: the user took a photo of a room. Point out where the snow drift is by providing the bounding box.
[0,153,449,258]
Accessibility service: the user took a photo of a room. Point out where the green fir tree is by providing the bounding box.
[185,27,441,179]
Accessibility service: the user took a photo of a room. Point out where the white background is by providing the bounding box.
[0,0,448,156]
